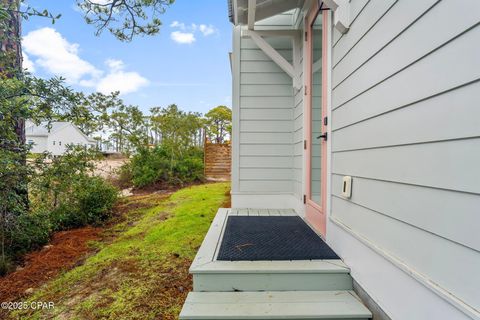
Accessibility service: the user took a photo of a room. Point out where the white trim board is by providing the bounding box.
[231,193,305,215]
[231,26,241,193]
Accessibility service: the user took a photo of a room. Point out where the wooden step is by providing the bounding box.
[190,209,352,292]
[191,260,353,292]
[179,291,372,320]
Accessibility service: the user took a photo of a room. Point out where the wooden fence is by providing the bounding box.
[204,142,231,181]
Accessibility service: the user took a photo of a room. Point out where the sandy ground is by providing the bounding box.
[93,158,128,180]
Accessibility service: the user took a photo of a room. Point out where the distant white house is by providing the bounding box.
[26,121,96,156]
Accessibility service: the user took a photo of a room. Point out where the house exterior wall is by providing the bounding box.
[28,124,95,156]
[232,22,303,211]
[327,1,480,319]
[27,136,47,154]
[48,125,95,155]
[230,1,479,317]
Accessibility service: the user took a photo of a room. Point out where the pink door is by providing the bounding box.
[305,6,328,237]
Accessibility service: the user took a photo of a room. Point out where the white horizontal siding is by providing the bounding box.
[241,73,292,85]
[332,0,480,108]
[332,80,480,152]
[239,180,293,193]
[240,120,292,132]
[239,132,291,144]
[241,37,292,49]
[241,61,288,73]
[241,49,292,61]
[241,96,293,109]
[240,156,292,168]
[332,0,439,87]
[240,168,292,180]
[333,138,480,194]
[241,108,292,120]
[332,0,397,66]
[240,144,292,156]
[238,35,295,194]
[332,196,480,310]
[332,0,370,46]
[332,175,480,251]
[330,1,480,317]
[332,22,480,130]
[241,84,293,96]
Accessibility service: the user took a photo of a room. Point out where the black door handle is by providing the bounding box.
[316,132,327,141]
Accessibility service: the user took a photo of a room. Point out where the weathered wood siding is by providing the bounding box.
[330,0,480,314]
[237,34,295,193]
[204,142,231,180]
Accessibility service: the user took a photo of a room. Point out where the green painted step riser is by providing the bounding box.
[179,317,370,320]
[193,273,353,292]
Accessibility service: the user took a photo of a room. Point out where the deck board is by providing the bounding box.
[180,291,371,319]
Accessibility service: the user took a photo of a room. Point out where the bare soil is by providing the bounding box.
[93,158,128,180]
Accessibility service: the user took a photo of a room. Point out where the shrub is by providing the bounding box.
[76,176,118,226]
[48,176,118,230]
[2,211,52,274]
[126,146,204,188]
[8,212,52,257]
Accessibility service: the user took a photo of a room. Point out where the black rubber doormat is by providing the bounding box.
[217,216,339,261]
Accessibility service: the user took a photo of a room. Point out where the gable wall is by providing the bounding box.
[47,125,95,155]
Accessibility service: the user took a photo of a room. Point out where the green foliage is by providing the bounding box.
[77,0,175,41]
[30,147,118,230]
[150,104,204,151]
[77,176,119,225]
[7,211,52,258]
[15,183,230,319]
[108,103,148,153]
[56,91,122,136]
[49,176,118,230]
[205,105,232,143]
[0,147,118,274]
[0,72,84,273]
[118,104,206,188]
[128,146,204,188]
[29,146,98,212]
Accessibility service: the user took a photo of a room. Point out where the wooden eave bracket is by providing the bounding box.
[242,28,302,90]
[322,0,350,34]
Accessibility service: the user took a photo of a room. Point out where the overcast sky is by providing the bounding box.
[21,0,233,115]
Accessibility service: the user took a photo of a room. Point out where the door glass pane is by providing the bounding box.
[310,14,322,206]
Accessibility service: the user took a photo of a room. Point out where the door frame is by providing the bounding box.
[305,3,329,237]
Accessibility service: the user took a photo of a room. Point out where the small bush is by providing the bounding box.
[76,176,118,226]
[5,211,52,265]
[48,177,118,230]
[126,146,204,188]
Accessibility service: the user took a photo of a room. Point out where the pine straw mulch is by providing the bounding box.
[0,227,102,303]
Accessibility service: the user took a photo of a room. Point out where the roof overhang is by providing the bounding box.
[229,0,306,27]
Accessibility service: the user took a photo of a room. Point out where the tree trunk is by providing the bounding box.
[1,0,24,144]
[1,0,28,208]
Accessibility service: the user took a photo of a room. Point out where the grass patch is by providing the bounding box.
[14,182,230,320]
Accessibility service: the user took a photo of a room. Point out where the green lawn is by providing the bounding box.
[15,182,230,320]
